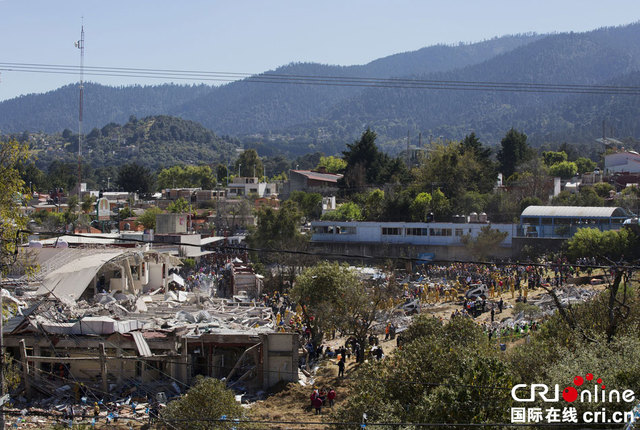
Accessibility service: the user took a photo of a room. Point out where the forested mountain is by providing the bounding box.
[26,115,237,170]
[2,24,640,156]
[0,84,213,134]
[0,34,539,135]
[311,23,640,150]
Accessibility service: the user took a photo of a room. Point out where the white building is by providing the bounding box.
[311,221,515,247]
[227,177,276,198]
[604,151,640,174]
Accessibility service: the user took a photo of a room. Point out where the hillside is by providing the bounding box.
[308,23,640,149]
[3,24,640,156]
[29,115,237,170]
[0,34,539,135]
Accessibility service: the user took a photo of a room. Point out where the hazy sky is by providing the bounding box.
[1,0,639,101]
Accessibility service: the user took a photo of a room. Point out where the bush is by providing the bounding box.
[161,377,248,429]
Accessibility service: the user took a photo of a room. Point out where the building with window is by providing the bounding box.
[518,205,634,238]
[311,220,515,260]
[227,177,276,198]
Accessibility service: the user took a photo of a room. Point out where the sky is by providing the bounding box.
[1,0,640,101]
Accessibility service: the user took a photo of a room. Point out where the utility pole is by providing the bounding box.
[75,23,85,201]
[406,130,410,166]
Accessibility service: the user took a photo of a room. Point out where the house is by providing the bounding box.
[605,150,640,174]
[226,177,276,198]
[282,169,343,198]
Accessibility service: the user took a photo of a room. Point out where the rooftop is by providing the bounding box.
[521,205,633,218]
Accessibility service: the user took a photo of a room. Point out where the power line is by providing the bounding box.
[3,62,640,95]
[19,230,640,270]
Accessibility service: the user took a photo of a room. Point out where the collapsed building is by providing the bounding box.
[2,246,297,404]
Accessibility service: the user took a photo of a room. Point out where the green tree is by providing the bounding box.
[139,207,163,230]
[0,140,30,274]
[215,163,228,185]
[549,161,578,179]
[410,192,432,222]
[593,182,614,198]
[430,188,451,221]
[454,191,488,215]
[575,156,597,174]
[460,132,492,161]
[167,197,192,214]
[566,227,638,262]
[497,128,532,179]
[291,261,360,346]
[161,377,248,429]
[320,202,363,221]
[415,141,496,200]
[542,150,568,166]
[247,200,309,288]
[157,165,216,189]
[81,194,95,213]
[332,316,513,425]
[116,162,154,194]
[362,188,385,221]
[117,206,135,219]
[235,149,263,178]
[289,191,322,219]
[316,155,347,173]
[341,128,408,190]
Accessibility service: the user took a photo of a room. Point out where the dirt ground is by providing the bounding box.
[249,357,358,429]
[248,277,615,427]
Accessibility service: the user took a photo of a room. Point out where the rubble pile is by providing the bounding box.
[531,284,600,314]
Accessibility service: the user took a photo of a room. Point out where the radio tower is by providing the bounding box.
[75,24,85,200]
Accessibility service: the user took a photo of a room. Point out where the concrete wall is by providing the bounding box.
[311,241,514,262]
[262,333,298,389]
[148,262,166,291]
[156,213,189,234]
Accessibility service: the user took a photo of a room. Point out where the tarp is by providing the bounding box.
[35,250,128,304]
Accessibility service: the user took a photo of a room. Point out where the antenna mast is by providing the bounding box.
[76,23,84,199]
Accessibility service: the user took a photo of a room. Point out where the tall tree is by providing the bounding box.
[0,140,30,275]
[247,200,309,289]
[341,128,408,190]
[116,162,154,194]
[316,155,347,174]
[291,261,360,346]
[460,132,491,161]
[497,128,532,179]
[157,165,216,189]
[235,149,263,178]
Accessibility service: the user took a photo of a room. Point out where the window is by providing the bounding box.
[406,228,428,236]
[382,227,401,235]
[455,228,464,237]
[429,228,452,237]
[312,226,334,234]
[337,226,356,235]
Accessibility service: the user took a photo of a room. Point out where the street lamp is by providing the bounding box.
[238,163,242,177]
